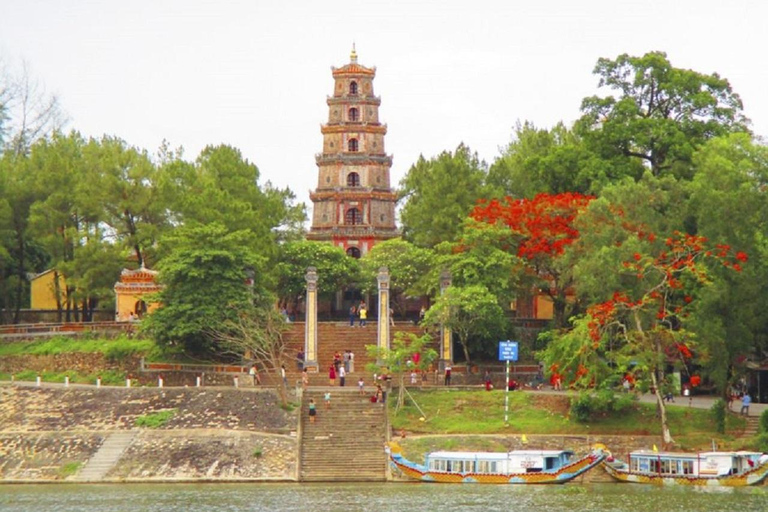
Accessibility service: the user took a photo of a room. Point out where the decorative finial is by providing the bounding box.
[350,42,358,63]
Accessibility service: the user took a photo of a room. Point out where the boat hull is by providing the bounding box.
[389,450,606,484]
[602,461,768,487]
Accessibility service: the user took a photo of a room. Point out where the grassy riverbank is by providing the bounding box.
[389,389,751,450]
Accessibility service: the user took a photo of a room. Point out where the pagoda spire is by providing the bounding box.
[350,42,358,63]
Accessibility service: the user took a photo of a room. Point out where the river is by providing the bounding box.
[1,482,767,512]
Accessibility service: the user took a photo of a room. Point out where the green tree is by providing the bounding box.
[399,144,489,247]
[359,238,435,314]
[84,136,168,267]
[430,222,521,306]
[578,51,748,180]
[422,285,507,364]
[488,121,618,197]
[143,223,266,354]
[686,133,768,396]
[366,331,437,413]
[0,151,50,322]
[275,240,360,311]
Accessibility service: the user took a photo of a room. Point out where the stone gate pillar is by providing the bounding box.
[377,267,391,354]
[439,269,453,368]
[304,267,318,370]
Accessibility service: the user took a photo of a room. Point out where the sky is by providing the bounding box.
[2,0,767,217]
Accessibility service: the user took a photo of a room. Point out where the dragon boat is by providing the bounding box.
[602,449,768,486]
[387,443,606,484]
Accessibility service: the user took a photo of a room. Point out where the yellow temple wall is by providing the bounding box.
[30,271,65,310]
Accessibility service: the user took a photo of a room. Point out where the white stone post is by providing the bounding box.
[304,267,319,370]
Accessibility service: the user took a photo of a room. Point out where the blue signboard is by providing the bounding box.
[498,341,519,362]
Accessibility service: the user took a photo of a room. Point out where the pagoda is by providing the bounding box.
[307,46,398,256]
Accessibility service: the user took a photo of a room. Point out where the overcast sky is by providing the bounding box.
[2,0,766,216]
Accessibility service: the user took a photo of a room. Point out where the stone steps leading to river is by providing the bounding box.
[71,431,136,481]
[298,388,388,481]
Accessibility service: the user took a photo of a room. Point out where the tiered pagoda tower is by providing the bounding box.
[307,46,398,256]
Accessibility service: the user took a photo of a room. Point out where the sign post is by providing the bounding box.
[498,341,519,425]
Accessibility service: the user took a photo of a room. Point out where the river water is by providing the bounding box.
[1,482,767,512]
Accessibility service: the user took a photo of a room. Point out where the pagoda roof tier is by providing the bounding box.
[320,123,387,135]
[309,188,398,201]
[315,153,392,166]
[327,96,381,106]
[332,63,376,77]
[307,225,400,241]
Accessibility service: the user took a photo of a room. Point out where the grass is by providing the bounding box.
[389,389,753,450]
[0,335,159,360]
[134,409,176,428]
[57,462,82,478]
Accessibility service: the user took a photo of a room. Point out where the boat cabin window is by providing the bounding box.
[476,461,498,474]
[681,460,694,474]
[545,457,556,470]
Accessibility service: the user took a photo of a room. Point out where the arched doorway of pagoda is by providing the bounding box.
[134,300,148,318]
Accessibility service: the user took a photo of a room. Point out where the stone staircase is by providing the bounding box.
[71,431,136,481]
[283,321,429,378]
[742,415,760,437]
[298,388,388,481]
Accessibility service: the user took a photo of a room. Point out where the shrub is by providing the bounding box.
[710,398,726,434]
[252,447,263,458]
[569,390,637,423]
[134,409,176,428]
[570,393,594,423]
[756,433,768,453]
[760,409,768,434]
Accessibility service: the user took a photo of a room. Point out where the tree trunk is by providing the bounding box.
[53,271,63,323]
[395,373,406,414]
[650,370,673,446]
[460,337,471,366]
[12,230,25,324]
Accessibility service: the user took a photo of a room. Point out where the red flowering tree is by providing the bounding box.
[547,230,746,445]
[471,193,594,327]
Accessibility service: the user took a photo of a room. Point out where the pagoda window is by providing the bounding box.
[348,138,358,152]
[348,107,359,122]
[347,172,360,187]
[345,207,363,225]
[346,247,361,258]
[349,81,358,95]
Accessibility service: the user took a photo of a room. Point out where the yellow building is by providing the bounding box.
[29,269,66,310]
[114,266,162,321]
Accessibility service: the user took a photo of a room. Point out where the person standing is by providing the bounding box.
[308,398,317,424]
[324,391,331,409]
[339,365,346,387]
[741,392,752,416]
[484,370,492,391]
[343,350,350,373]
[359,304,367,327]
[348,305,357,327]
[329,364,336,386]
[348,350,355,373]
[358,377,365,395]
[249,364,260,386]
[301,368,309,390]
[444,365,452,386]
[296,350,304,371]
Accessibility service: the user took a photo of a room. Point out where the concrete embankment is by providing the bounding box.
[0,384,298,482]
